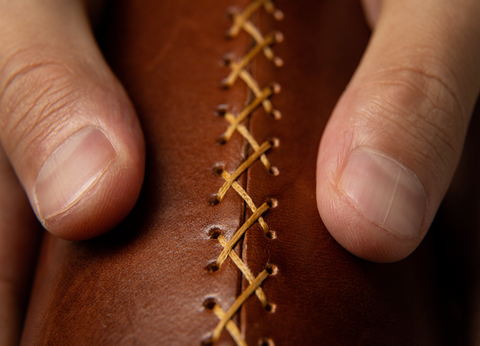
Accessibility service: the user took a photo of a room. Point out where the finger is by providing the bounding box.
[316,0,480,262]
[0,146,42,346]
[0,0,145,240]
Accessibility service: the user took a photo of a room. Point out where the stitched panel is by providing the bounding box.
[203,1,283,345]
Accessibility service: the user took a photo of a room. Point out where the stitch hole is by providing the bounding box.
[222,53,235,66]
[216,104,228,116]
[266,230,277,240]
[258,338,275,346]
[208,194,221,206]
[216,134,227,145]
[273,57,283,67]
[266,263,278,275]
[270,82,281,94]
[273,31,284,44]
[265,302,277,313]
[220,78,231,89]
[208,228,223,240]
[201,337,214,346]
[268,166,280,176]
[206,262,220,273]
[268,137,280,149]
[212,164,225,176]
[271,109,281,120]
[274,9,284,21]
[225,6,239,20]
[266,197,278,209]
[203,297,217,310]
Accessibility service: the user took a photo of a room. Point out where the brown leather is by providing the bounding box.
[20,0,467,345]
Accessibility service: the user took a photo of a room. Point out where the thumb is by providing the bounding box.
[0,0,145,240]
[317,0,480,262]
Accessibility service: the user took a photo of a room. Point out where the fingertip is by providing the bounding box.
[317,170,423,263]
[0,0,146,241]
[316,96,426,263]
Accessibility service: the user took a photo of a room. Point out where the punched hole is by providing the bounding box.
[265,302,276,313]
[266,230,277,240]
[203,298,217,310]
[269,166,280,176]
[266,263,278,275]
[274,10,284,21]
[222,53,235,66]
[220,79,230,89]
[258,338,275,346]
[226,6,239,19]
[201,337,214,346]
[273,57,283,67]
[273,31,284,44]
[216,104,228,116]
[212,164,225,176]
[271,109,281,120]
[266,197,278,209]
[208,228,222,240]
[206,262,220,273]
[270,82,281,94]
[216,135,227,145]
[208,194,220,206]
[267,137,280,148]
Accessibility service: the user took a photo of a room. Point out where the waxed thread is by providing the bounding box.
[206,1,283,345]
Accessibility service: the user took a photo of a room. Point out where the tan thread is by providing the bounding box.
[218,235,268,304]
[222,171,270,235]
[216,141,271,202]
[212,270,269,342]
[222,32,277,87]
[213,306,247,346]
[215,202,269,267]
[207,1,282,345]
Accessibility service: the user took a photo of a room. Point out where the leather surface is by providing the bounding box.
[20,0,478,344]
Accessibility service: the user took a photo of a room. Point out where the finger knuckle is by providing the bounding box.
[0,51,80,156]
[357,63,466,178]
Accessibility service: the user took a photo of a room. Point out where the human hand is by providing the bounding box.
[317,0,480,262]
[0,0,145,344]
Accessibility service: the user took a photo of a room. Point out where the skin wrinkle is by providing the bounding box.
[377,104,456,175]
[359,67,464,151]
[21,113,69,162]
[1,65,81,158]
[8,82,59,135]
[368,63,465,123]
[373,90,459,157]
[1,63,62,119]
[0,59,58,106]
[382,75,462,132]
[356,94,458,180]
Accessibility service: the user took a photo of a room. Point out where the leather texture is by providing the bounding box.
[20,0,480,345]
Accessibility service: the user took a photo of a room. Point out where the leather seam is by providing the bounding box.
[205,1,283,345]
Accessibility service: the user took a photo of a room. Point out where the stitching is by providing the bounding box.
[205,1,283,345]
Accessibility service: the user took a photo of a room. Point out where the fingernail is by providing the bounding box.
[338,148,426,237]
[34,127,116,220]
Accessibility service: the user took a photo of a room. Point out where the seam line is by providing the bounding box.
[206,2,283,345]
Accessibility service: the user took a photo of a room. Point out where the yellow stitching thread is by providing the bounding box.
[222,171,270,235]
[216,141,271,202]
[206,1,282,345]
[212,270,269,342]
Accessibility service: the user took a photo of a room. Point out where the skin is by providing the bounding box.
[0,0,479,344]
